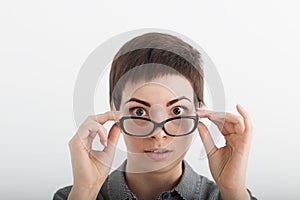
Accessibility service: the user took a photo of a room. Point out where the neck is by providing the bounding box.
[125,160,183,200]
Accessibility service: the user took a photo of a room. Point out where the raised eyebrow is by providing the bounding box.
[167,96,191,107]
[125,98,151,107]
[125,96,191,107]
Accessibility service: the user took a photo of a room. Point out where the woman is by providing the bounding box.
[53,32,257,200]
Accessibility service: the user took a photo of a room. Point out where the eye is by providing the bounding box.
[131,107,147,117]
[171,106,184,116]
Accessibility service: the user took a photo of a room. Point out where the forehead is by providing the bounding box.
[121,75,194,103]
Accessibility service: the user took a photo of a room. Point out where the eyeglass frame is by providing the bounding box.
[117,115,199,137]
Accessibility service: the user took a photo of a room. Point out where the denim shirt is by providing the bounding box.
[53,160,257,200]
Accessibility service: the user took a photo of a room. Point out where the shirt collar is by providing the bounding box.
[173,160,201,199]
[107,160,200,200]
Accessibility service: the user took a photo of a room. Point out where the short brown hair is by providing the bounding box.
[109,32,204,110]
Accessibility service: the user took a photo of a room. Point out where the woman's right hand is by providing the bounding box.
[67,111,121,200]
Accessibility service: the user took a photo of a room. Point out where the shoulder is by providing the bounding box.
[52,184,106,200]
[52,185,72,200]
[52,161,126,200]
[53,165,125,200]
[184,162,257,199]
[182,161,257,199]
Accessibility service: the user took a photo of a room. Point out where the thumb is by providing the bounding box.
[104,123,121,155]
[198,121,218,158]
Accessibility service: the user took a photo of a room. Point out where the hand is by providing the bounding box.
[68,111,121,200]
[197,104,252,200]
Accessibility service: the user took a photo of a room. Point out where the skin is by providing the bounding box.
[67,75,252,200]
[119,76,196,200]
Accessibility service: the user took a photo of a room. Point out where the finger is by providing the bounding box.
[77,116,102,139]
[233,118,245,134]
[222,119,244,135]
[196,109,225,122]
[104,123,121,155]
[236,104,253,133]
[76,111,120,145]
[95,111,122,124]
[96,124,108,147]
[69,132,89,153]
[215,121,231,136]
[75,120,107,151]
[197,109,244,135]
[88,121,105,138]
[197,109,241,124]
[90,123,121,167]
[208,119,229,135]
[197,121,218,158]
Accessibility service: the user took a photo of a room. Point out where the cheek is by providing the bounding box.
[123,135,144,152]
[170,135,194,152]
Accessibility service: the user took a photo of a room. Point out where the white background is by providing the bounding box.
[1,0,300,199]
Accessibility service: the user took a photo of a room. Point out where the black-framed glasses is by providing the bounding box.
[118,115,199,137]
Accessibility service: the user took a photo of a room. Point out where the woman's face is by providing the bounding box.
[118,75,199,173]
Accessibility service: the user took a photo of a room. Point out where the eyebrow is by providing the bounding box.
[125,98,151,107]
[125,96,191,107]
[166,96,191,107]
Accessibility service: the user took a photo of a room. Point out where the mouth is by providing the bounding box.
[144,148,173,161]
[144,149,171,153]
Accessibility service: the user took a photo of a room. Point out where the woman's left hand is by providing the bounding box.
[197,104,252,200]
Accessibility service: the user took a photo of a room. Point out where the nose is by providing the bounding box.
[148,104,169,139]
[151,128,168,139]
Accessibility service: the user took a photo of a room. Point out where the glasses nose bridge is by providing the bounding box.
[153,119,167,129]
[149,119,168,138]
[151,119,168,135]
